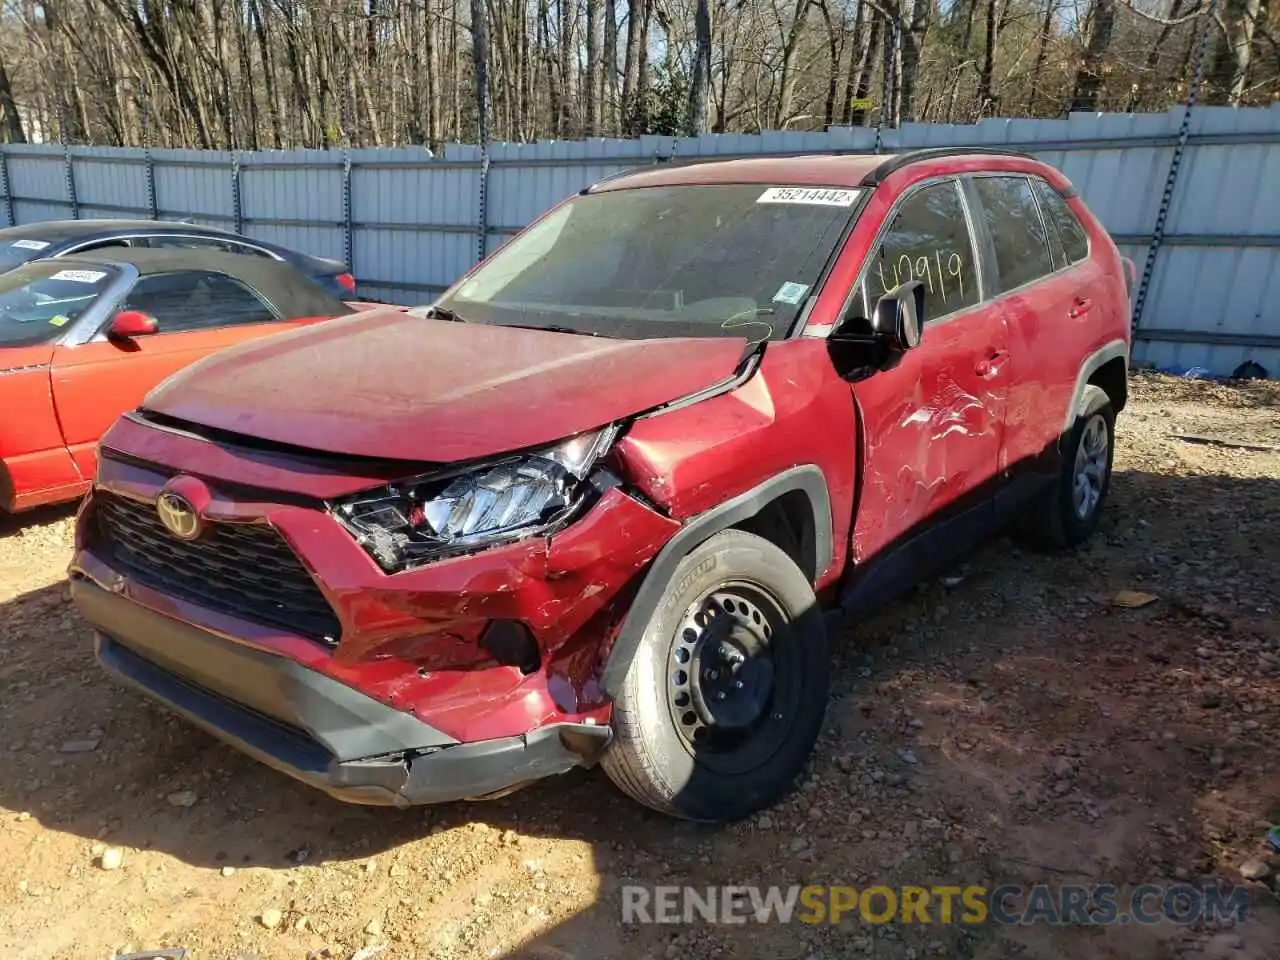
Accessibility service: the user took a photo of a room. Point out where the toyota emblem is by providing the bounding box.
[156,491,202,540]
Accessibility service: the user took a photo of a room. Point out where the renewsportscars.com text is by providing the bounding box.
[621,883,1249,926]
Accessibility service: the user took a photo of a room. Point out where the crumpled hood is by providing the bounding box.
[143,309,747,462]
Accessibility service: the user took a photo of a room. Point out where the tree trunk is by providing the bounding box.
[471,0,491,145]
[1212,0,1264,104]
[976,0,999,116]
[603,0,618,131]
[1070,0,1117,113]
[688,0,712,133]
[847,13,879,126]
[898,0,931,122]
[0,54,26,143]
[1027,0,1056,115]
[621,0,643,132]
[249,0,283,147]
[776,0,811,128]
[585,0,602,134]
[817,0,841,128]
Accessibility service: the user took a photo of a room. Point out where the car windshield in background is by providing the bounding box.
[0,261,117,347]
[437,184,861,342]
[0,239,51,273]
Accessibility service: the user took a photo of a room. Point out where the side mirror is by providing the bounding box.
[108,309,159,340]
[871,280,925,351]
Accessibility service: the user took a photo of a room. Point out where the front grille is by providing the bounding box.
[92,491,341,645]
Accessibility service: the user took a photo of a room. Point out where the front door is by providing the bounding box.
[50,270,291,479]
[843,178,1010,571]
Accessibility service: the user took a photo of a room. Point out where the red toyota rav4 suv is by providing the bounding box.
[70,149,1131,821]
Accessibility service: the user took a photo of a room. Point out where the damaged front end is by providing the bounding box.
[71,412,681,804]
[332,426,621,572]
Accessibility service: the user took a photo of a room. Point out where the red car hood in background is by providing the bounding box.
[142,309,747,463]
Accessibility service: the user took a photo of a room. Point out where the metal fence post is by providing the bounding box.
[1132,0,1218,331]
[476,151,490,264]
[144,148,158,220]
[341,151,353,270]
[0,147,13,227]
[63,145,79,219]
[230,153,243,234]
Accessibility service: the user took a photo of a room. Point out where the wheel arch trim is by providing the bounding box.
[1064,339,1128,433]
[599,465,833,698]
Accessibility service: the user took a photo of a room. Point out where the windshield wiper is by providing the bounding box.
[417,304,466,322]
[498,322,600,337]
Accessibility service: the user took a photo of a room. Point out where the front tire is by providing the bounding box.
[601,529,829,821]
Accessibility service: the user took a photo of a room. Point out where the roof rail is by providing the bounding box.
[582,154,739,194]
[859,147,1038,186]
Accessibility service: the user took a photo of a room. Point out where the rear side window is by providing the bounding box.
[145,236,274,259]
[861,180,980,324]
[1033,180,1089,265]
[124,270,277,332]
[970,176,1055,293]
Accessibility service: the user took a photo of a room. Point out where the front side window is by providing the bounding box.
[854,180,981,325]
[971,176,1056,292]
[0,261,117,347]
[437,184,860,343]
[124,271,277,333]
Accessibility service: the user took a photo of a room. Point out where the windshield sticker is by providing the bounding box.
[12,239,50,250]
[772,281,810,305]
[757,187,860,207]
[49,269,106,284]
[48,314,70,327]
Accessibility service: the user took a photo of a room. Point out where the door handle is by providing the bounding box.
[975,349,1009,379]
[1068,297,1092,318]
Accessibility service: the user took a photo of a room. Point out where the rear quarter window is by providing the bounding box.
[1033,179,1090,265]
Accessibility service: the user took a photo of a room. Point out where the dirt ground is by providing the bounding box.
[2,371,1279,960]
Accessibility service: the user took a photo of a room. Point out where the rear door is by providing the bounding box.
[845,178,1010,567]
[49,270,298,478]
[966,174,1104,503]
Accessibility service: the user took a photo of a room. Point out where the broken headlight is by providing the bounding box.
[333,426,619,572]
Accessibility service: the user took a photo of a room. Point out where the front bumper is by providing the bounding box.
[76,417,681,744]
[75,577,610,806]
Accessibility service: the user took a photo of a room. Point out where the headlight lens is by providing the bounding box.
[333,426,618,572]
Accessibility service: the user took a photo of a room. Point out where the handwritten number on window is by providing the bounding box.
[875,249,965,305]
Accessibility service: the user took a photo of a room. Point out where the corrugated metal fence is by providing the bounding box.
[2,102,1278,376]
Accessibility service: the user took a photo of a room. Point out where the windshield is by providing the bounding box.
[437,184,860,342]
[0,261,117,347]
[0,238,52,272]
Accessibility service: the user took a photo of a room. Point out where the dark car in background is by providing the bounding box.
[0,219,357,299]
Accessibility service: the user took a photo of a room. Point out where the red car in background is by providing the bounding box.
[70,149,1132,821]
[0,248,354,512]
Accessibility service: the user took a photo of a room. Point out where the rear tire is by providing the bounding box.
[1017,385,1115,548]
[601,529,829,821]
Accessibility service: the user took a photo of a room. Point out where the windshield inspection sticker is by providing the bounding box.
[49,269,106,283]
[772,281,810,305]
[48,314,70,327]
[12,238,50,250]
[757,186,860,207]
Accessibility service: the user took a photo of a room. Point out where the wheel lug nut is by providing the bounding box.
[735,680,744,690]
[708,670,719,680]
[716,691,726,700]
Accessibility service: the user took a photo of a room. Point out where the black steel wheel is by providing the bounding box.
[602,529,830,821]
